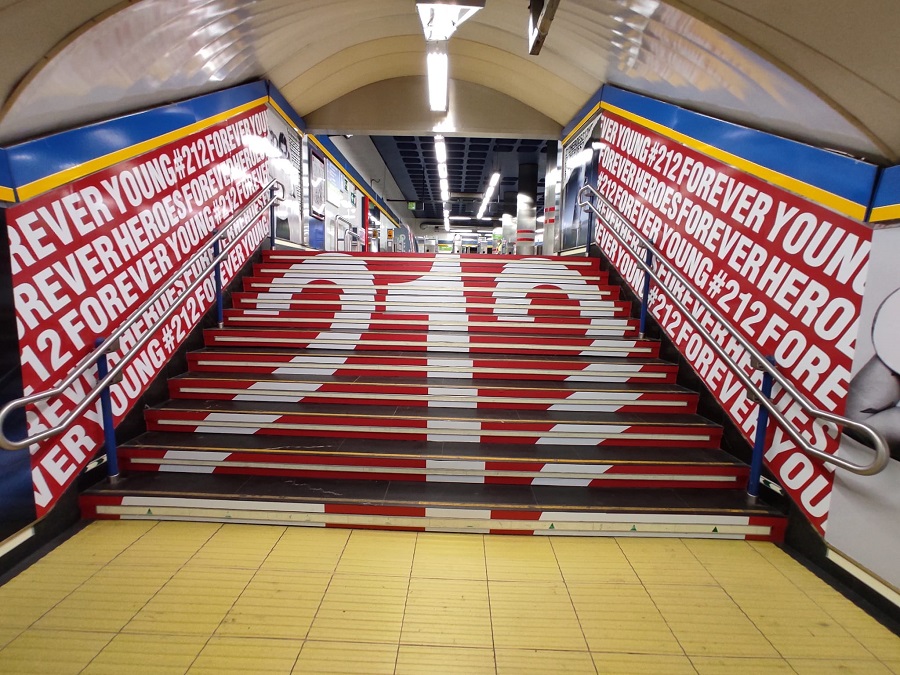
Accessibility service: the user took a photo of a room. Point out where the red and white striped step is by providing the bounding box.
[186,350,678,382]
[144,401,723,447]
[231,292,632,318]
[242,277,621,300]
[81,474,786,540]
[221,309,639,338]
[203,328,659,357]
[117,433,747,489]
[167,374,698,413]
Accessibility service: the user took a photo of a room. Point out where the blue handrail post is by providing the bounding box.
[269,183,278,249]
[638,245,654,337]
[211,230,223,328]
[748,356,776,502]
[94,337,120,482]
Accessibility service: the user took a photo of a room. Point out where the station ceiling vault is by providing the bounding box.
[0,0,898,165]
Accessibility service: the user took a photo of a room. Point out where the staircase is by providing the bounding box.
[81,251,786,540]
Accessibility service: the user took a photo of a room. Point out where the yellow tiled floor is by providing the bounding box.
[0,522,897,674]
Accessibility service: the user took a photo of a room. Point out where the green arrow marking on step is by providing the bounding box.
[146,509,153,516]
[630,525,637,531]
[549,523,555,530]
[712,527,719,533]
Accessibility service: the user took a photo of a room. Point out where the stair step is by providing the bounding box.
[254,261,608,284]
[261,250,602,270]
[231,292,632,317]
[186,350,678,382]
[79,473,785,541]
[168,374,698,413]
[119,432,747,488]
[242,277,621,299]
[144,400,723,447]
[203,328,660,357]
[222,309,639,337]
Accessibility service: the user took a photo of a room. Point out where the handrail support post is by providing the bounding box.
[747,356,776,503]
[212,231,223,329]
[639,245,654,337]
[94,337,120,483]
[269,186,276,248]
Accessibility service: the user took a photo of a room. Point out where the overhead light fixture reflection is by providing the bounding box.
[476,171,501,219]
[438,164,448,179]
[417,1,484,41]
[427,45,449,112]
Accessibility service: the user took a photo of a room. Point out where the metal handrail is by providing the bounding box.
[577,184,889,476]
[0,180,278,452]
[337,217,363,252]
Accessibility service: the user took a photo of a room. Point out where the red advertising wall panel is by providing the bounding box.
[595,111,873,533]
[7,105,270,516]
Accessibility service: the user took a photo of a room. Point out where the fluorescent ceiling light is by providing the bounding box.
[440,178,449,192]
[441,189,450,202]
[427,46,449,112]
[449,216,471,221]
[489,172,500,187]
[435,136,447,163]
[438,163,448,179]
[417,2,484,41]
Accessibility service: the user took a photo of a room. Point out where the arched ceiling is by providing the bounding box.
[0,0,898,162]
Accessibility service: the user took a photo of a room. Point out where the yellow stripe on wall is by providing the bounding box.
[0,185,16,202]
[600,102,867,221]
[562,101,603,146]
[869,203,900,223]
[16,97,269,201]
[268,97,303,136]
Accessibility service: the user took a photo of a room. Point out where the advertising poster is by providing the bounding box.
[594,110,872,534]
[266,106,303,244]
[7,105,271,515]
[826,225,900,590]
[560,114,601,251]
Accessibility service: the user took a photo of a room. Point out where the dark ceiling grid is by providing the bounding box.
[371,135,549,223]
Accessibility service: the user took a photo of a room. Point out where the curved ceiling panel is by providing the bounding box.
[305,77,560,139]
[0,0,263,143]
[0,0,896,161]
[580,1,885,158]
[449,41,588,124]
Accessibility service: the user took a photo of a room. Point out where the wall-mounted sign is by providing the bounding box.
[326,159,343,206]
[310,153,325,220]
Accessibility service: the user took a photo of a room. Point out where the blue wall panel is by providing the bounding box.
[598,86,878,220]
[7,81,268,199]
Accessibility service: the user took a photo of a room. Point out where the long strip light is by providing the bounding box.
[435,135,451,229]
[476,172,500,220]
[427,44,449,112]
[418,3,483,113]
